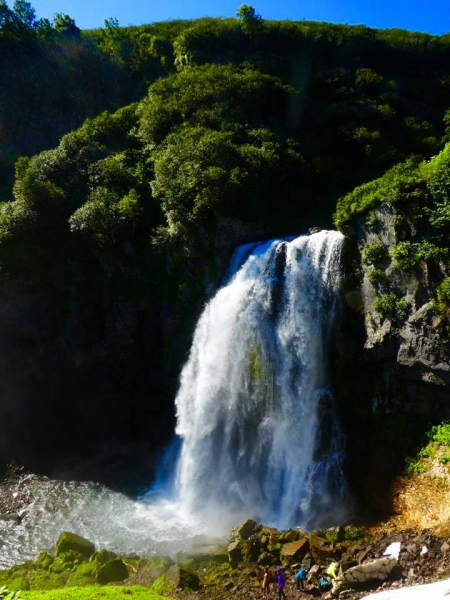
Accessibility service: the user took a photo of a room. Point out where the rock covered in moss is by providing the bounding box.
[95,558,128,584]
[233,519,261,541]
[227,540,244,566]
[54,532,95,559]
[89,549,118,564]
[7,576,30,591]
[165,564,200,591]
[66,561,97,587]
[34,551,53,570]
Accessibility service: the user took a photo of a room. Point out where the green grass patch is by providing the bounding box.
[21,586,171,600]
[406,421,450,475]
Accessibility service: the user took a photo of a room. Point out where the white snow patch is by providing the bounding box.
[364,577,450,599]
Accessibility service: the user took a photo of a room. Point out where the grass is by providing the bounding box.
[21,586,171,600]
[406,421,450,475]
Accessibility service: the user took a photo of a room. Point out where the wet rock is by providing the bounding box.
[233,519,261,540]
[165,564,200,591]
[54,532,95,558]
[280,529,301,543]
[281,539,310,564]
[325,526,345,543]
[34,550,54,570]
[309,535,335,562]
[0,512,21,524]
[89,549,118,564]
[228,540,244,566]
[95,558,128,584]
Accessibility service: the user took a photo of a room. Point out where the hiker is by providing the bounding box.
[275,568,287,600]
[262,566,271,599]
[294,566,307,590]
[319,575,332,591]
[326,561,339,580]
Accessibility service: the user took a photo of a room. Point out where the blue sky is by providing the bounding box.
[20,0,450,35]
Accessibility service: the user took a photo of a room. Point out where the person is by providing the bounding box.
[262,566,271,599]
[319,575,331,591]
[294,566,306,590]
[275,568,287,600]
[326,561,339,580]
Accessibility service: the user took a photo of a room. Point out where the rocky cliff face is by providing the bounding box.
[356,205,450,414]
[337,204,450,516]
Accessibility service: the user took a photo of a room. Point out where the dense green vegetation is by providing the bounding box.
[3,0,450,482]
[406,421,450,475]
[335,143,450,316]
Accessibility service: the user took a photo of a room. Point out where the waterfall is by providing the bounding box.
[0,230,350,569]
[174,230,349,531]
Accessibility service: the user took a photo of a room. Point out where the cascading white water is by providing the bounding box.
[0,230,350,569]
[174,230,349,531]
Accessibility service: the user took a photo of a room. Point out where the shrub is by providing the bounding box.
[367,268,389,285]
[374,293,397,318]
[362,241,387,265]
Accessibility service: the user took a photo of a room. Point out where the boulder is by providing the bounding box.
[258,552,277,566]
[228,540,244,566]
[244,539,261,562]
[234,519,261,540]
[135,556,175,583]
[34,551,54,570]
[7,577,30,591]
[54,532,95,558]
[165,564,200,591]
[280,529,301,543]
[309,535,335,562]
[89,549,118,564]
[324,526,345,543]
[95,558,129,584]
[281,538,310,564]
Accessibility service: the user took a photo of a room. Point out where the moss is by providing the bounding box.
[251,346,262,382]
[95,559,128,584]
[150,576,168,595]
[8,577,31,591]
[34,553,54,571]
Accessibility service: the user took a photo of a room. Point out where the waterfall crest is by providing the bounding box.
[174,230,349,531]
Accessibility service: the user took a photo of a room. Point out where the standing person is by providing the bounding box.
[295,566,306,590]
[326,561,339,580]
[275,568,287,600]
[262,566,271,599]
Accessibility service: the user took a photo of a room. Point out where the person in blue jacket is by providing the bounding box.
[294,566,306,590]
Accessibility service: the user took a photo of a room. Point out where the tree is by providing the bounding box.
[0,0,14,31]
[236,4,264,45]
[12,0,36,28]
[53,12,80,37]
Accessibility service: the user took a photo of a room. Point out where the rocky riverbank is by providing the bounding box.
[2,518,450,600]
